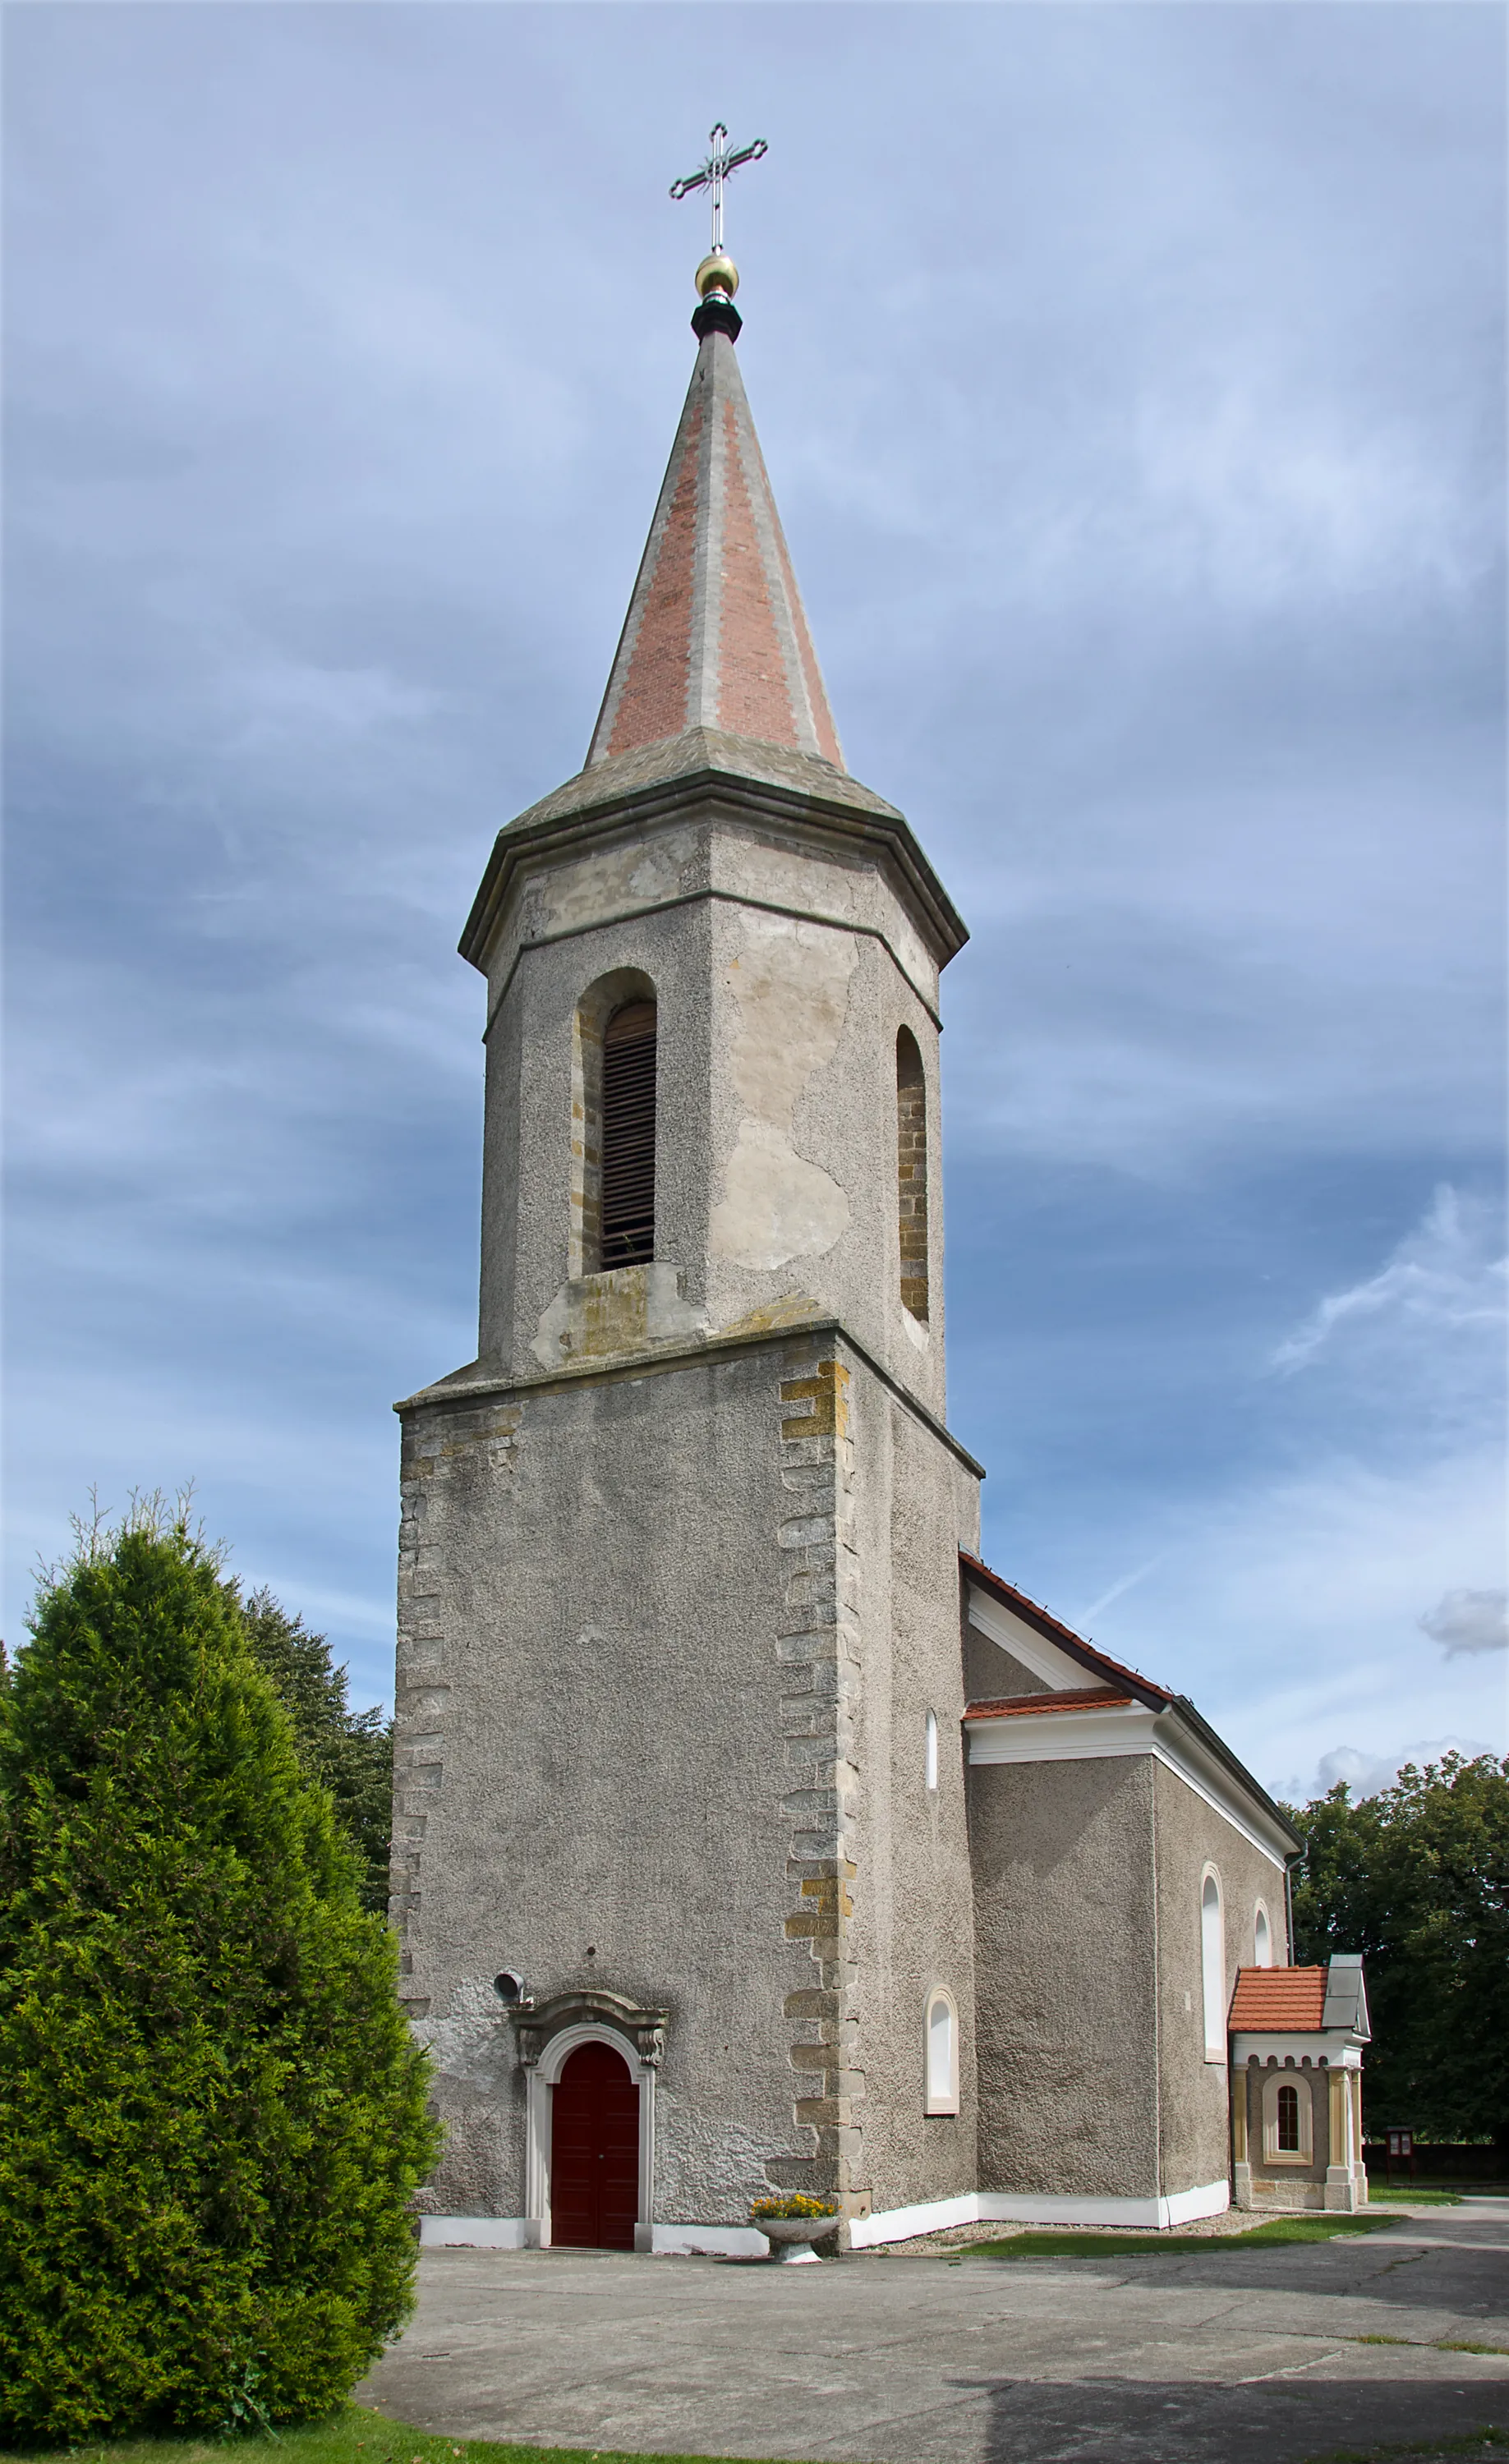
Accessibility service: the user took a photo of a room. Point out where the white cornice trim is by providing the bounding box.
[1233,2034,1364,2068]
[965,1585,1112,1693]
[967,1700,1291,1869]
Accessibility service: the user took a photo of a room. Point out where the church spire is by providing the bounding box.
[585,256,845,775]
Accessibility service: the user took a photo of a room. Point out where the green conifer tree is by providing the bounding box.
[238,1588,393,1914]
[0,1504,440,2442]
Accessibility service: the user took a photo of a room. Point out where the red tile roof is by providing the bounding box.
[1228,1966,1327,2033]
[587,326,843,773]
[964,1689,1135,1721]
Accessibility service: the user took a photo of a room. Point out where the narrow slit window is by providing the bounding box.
[925,1992,958,2113]
[896,1027,929,1321]
[1254,1906,1272,1968]
[1200,1871,1226,2062]
[925,1709,939,1792]
[1276,2083,1300,2153]
[600,1000,656,1267]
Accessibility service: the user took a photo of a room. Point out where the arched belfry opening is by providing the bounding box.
[600,999,657,1267]
[570,973,658,1279]
[896,1027,929,1321]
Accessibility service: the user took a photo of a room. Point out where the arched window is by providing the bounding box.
[1262,2066,1313,2163]
[600,999,656,1267]
[924,1990,958,2115]
[895,1028,929,1322]
[1254,1905,1272,1968]
[1200,1869,1226,2062]
[925,1709,939,1792]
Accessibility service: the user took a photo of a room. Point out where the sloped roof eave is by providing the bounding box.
[959,1550,1302,1856]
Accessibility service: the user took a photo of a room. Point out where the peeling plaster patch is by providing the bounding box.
[711,914,855,1272]
[538,829,698,936]
[532,1259,706,1371]
[720,1294,825,1337]
[652,2099,807,2218]
[420,1974,517,2096]
[713,1119,849,1271]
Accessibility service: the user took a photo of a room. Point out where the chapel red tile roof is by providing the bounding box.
[1228,1966,1327,2032]
[586,322,844,772]
[964,1689,1135,1721]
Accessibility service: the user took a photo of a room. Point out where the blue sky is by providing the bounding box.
[5,4,1504,1800]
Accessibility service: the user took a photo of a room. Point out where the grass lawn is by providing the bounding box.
[956,2213,1399,2259]
[3,2407,793,2464]
[1364,2185,1465,2204]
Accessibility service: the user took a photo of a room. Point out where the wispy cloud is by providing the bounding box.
[1272,1184,1507,1375]
[1420,1588,1509,1657]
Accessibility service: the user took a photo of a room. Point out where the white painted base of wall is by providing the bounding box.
[851,2178,1231,2246]
[418,2217,771,2257]
[418,2216,534,2248]
[650,2224,770,2259]
[416,2182,1230,2255]
[849,2194,978,2249]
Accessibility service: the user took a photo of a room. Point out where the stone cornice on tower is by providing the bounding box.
[459,739,968,981]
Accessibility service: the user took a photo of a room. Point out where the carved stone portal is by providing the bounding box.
[509,1986,670,2074]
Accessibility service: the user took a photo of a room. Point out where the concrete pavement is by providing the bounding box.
[357,2201,1509,2463]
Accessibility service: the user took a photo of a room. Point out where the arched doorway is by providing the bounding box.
[550,2039,640,2249]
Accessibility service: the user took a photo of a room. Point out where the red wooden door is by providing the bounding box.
[550,2041,640,2250]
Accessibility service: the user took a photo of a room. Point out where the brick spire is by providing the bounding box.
[586,312,844,773]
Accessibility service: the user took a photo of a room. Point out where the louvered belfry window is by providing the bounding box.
[600,1000,657,1267]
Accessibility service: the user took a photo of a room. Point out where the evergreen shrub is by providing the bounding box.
[0,1505,441,2443]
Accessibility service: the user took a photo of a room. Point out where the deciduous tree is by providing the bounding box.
[1286,1753,1509,2148]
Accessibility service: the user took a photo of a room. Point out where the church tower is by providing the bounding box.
[393,251,986,2252]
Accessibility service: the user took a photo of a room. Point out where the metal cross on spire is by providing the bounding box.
[669,123,768,258]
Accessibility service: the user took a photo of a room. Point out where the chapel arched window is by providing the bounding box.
[1276,2083,1300,2153]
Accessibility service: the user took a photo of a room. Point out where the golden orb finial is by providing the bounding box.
[695,250,739,301]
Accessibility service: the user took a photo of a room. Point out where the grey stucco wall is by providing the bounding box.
[1152,1758,1291,2197]
[396,1342,815,2223]
[473,802,950,1420]
[394,1330,983,2231]
[969,1756,1161,2200]
[963,1622,1049,1703]
[843,1400,981,2220]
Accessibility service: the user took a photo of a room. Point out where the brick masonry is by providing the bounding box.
[895,1035,929,1322]
[587,326,844,773]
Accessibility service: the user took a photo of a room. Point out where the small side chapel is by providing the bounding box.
[391,241,1341,2253]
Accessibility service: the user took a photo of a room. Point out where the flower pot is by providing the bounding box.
[757,2213,836,2263]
